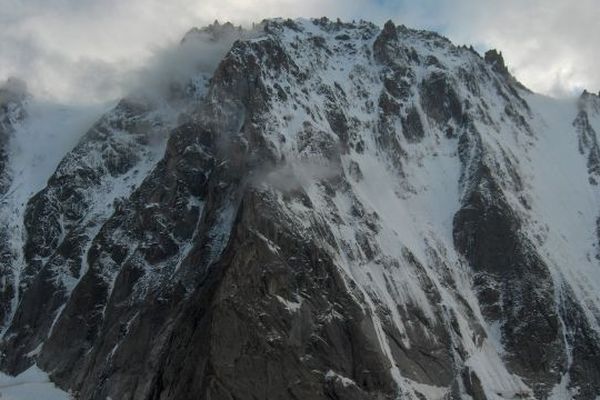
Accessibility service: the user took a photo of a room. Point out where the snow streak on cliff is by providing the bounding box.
[0,18,599,400]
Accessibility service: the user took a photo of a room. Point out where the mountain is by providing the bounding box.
[1,17,600,400]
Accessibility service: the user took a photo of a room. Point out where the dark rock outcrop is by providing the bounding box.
[0,18,599,400]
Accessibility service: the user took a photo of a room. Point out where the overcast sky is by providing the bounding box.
[0,0,597,103]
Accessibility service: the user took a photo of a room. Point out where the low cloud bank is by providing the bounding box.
[1,0,597,103]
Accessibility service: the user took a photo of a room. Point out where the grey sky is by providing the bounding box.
[0,0,597,102]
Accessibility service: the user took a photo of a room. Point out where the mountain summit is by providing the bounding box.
[0,17,599,400]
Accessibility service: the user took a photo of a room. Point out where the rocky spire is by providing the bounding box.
[484,49,509,76]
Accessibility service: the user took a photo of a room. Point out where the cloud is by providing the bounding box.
[0,0,597,102]
[125,24,250,102]
[388,0,600,97]
[0,0,380,103]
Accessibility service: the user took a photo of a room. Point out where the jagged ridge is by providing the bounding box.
[0,18,599,400]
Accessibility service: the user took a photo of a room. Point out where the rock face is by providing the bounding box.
[0,78,27,195]
[0,97,175,374]
[0,78,27,330]
[1,18,600,400]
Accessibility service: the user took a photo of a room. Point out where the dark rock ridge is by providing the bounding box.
[575,91,600,184]
[0,78,28,328]
[0,18,599,400]
[0,78,27,195]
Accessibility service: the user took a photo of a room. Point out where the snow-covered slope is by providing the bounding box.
[0,365,70,400]
[0,98,109,332]
[0,18,599,400]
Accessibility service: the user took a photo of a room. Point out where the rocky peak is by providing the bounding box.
[1,17,600,400]
[484,49,509,76]
[0,78,27,125]
[579,89,600,114]
[382,19,399,40]
[484,48,531,92]
[181,20,243,44]
[373,20,400,65]
[0,77,27,104]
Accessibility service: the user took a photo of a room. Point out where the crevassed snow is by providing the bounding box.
[0,365,70,400]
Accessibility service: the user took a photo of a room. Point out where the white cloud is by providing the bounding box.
[0,0,597,102]
[0,0,381,102]
[390,0,600,97]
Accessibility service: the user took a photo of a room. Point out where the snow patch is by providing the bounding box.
[0,365,70,400]
[275,295,302,313]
